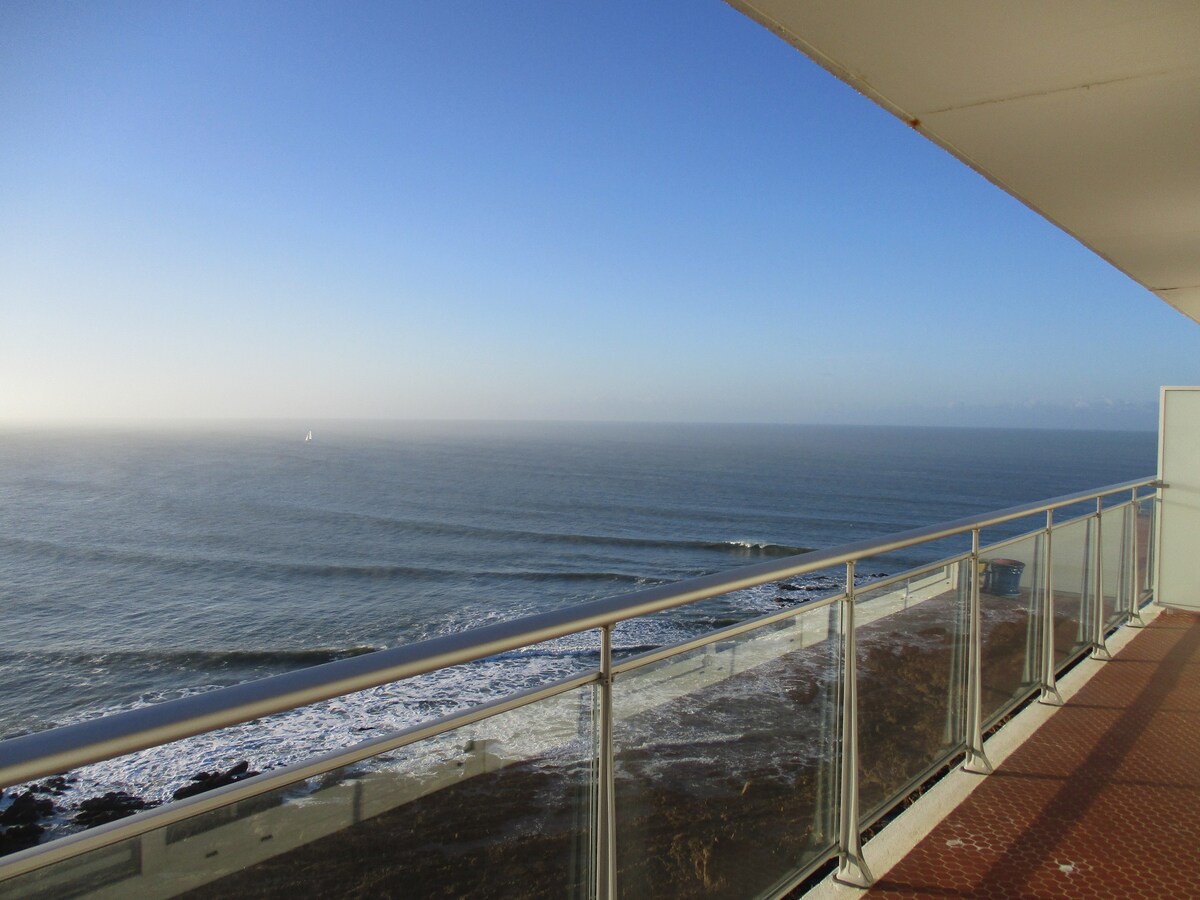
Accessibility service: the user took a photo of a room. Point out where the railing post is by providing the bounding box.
[813,601,840,847]
[1092,498,1110,660]
[1128,488,1145,626]
[836,560,873,887]
[964,529,991,773]
[1074,522,1091,650]
[944,563,968,745]
[1150,487,1160,604]
[1040,510,1062,705]
[595,625,617,900]
[1021,533,1042,685]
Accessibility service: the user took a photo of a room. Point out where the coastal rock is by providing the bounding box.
[172,760,259,801]
[29,776,74,796]
[74,792,157,828]
[0,789,56,854]
[0,823,44,855]
[0,790,54,827]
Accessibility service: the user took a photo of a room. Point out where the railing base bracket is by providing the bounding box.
[1039,686,1063,707]
[836,855,874,889]
[963,750,993,775]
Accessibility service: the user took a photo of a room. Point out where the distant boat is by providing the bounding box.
[304,430,313,443]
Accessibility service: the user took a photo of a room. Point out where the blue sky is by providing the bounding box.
[2,1,1195,429]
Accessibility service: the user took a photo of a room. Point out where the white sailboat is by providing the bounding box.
[304,430,313,443]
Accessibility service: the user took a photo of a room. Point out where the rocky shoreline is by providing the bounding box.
[0,761,261,856]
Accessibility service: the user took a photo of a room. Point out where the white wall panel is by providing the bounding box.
[1156,387,1200,608]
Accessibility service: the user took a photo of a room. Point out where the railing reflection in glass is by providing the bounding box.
[854,562,968,824]
[978,534,1044,726]
[611,602,841,899]
[1049,516,1095,667]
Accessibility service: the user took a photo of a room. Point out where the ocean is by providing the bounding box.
[0,421,1155,806]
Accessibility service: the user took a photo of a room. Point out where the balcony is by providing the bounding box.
[0,460,1173,897]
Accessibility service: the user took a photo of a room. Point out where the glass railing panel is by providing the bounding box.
[979,533,1043,725]
[855,561,968,824]
[1135,495,1156,601]
[1100,504,1129,630]
[1049,516,1093,669]
[0,686,595,900]
[612,602,841,899]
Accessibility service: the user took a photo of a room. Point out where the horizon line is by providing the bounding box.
[0,416,1159,435]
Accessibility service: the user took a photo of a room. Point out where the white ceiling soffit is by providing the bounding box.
[729,0,1200,323]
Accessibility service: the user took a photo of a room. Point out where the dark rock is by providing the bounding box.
[0,791,54,827]
[172,760,259,801]
[41,776,74,796]
[74,792,157,828]
[778,583,803,591]
[0,823,44,854]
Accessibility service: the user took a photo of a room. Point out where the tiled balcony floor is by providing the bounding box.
[870,607,1200,899]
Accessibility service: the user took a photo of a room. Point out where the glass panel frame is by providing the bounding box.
[978,531,1044,727]
[612,602,842,900]
[853,560,968,826]
[1100,503,1130,631]
[1049,516,1094,672]
[1135,495,1157,602]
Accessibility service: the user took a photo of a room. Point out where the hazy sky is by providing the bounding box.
[2,1,1196,429]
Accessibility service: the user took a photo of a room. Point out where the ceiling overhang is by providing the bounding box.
[728,1,1200,323]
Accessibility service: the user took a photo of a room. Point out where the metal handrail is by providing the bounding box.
[0,476,1155,789]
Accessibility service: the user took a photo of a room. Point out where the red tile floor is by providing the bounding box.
[869,608,1200,899]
